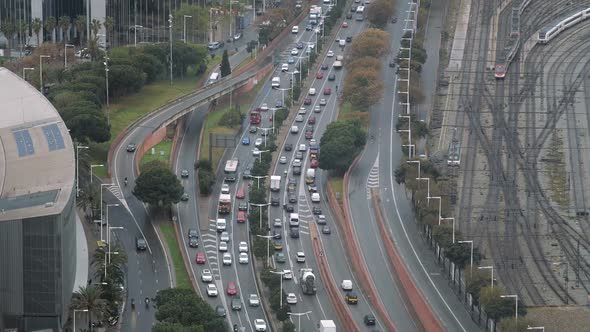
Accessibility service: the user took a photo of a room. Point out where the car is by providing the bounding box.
[196,252,206,264]
[236,186,246,199]
[238,202,248,211]
[310,159,319,168]
[285,205,294,212]
[207,283,218,297]
[281,63,289,71]
[291,48,299,55]
[392,16,398,23]
[188,236,198,248]
[311,192,320,202]
[293,159,302,167]
[271,196,280,206]
[231,297,242,311]
[327,50,334,57]
[308,184,318,193]
[283,270,293,279]
[180,169,189,178]
[296,251,306,263]
[346,12,353,19]
[299,144,307,151]
[223,253,232,265]
[243,169,252,179]
[308,116,316,125]
[218,241,228,252]
[239,241,248,252]
[280,155,287,164]
[298,107,307,115]
[126,143,136,152]
[252,147,260,156]
[290,125,299,134]
[288,56,295,64]
[323,87,332,95]
[227,282,238,295]
[342,279,353,290]
[296,42,304,49]
[255,137,263,147]
[249,294,260,306]
[188,229,198,239]
[215,305,226,317]
[288,178,297,191]
[207,41,221,50]
[289,194,297,203]
[276,100,283,108]
[290,227,300,238]
[312,105,320,113]
[328,73,336,81]
[295,151,303,159]
[316,214,327,224]
[285,143,293,151]
[313,206,322,215]
[316,72,324,79]
[181,192,189,201]
[237,211,247,223]
[135,237,147,251]
[292,25,299,33]
[234,32,242,40]
[295,115,304,122]
[346,36,352,42]
[321,63,329,70]
[342,21,349,28]
[201,269,213,282]
[364,314,376,326]
[346,291,358,304]
[304,97,312,105]
[309,88,316,95]
[273,218,283,227]
[221,183,230,194]
[242,136,251,145]
[239,252,249,264]
[305,131,313,139]
[249,126,258,133]
[275,252,287,263]
[260,103,269,111]
[220,231,230,242]
[310,138,318,145]
[306,24,313,30]
[273,240,283,250]
[287,293,298,304]
[254,319,267,331]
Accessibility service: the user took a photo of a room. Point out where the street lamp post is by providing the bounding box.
[106,203,120,248]
[73,309,88,332]
[250,175,269,189]
[256,232,279,266]
[478,265,494,288]
[64,43,75,67]
[99,183,114,242]
[103,53,110,125]
[527,326,544,331]
[257,127,273,147]
[441,217,456,243]
[90,164,104,184]
[458,240,473,276]
[76,145,89,197]
[250,202,271,229]
[169,15,174,85]
[39,55,50,92]
[251,149,270,163]
[500,294,518,327]
[22,67,35,80]
[288,311,312,332]
[107,225,124,264]
[269,270,286,307]
[183,15,192,43]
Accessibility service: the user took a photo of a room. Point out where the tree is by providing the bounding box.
[60,102,110,143]
[479,286,527,321]
[58,16,70,42]
[104,16,114,47]
[31,18,42,46]
[348,28,390,61]
[153,288,227,332]
[70,285,107,331]
[77,184,100,220]
[17,20,28,48]
[45,16,57,42]
[283,321,296,332]
[366,0,395,29]
[133,166,184,207]
[75,15,87,45]
[91,19,102,38]
[465,269,490,305]
[172,4,209,43]
[220,49,231,77]
[445,242,480,268]
[432,224,454,248]
[319,120,366,174]
[346,56,382,72]
[1,21,15,48]
[218,107,242,128]
[342,66,384,109]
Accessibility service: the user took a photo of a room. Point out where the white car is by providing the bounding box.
[281,63,289,71]
[220,231,230,242]
[252,148,261,156]
[283,269,293,279]
[299,144,307,151]
[249,294,260,306]
[314,105,321,113]
[255,138,263,147]
[255,319,267,331]
[207,283,218,297]
[295,115,304,122]
[291,48,299,55]
[296,251,306,263]
[201,269,213,282]
[292,25,299,33]
[298,107,307,115]
[280,156,287,164]
[309,88,316,95]
[223,253,232,265]
[327,50,334,57]
[260,103,269,111]
[239,252,249,264]
[341,279,353,290]
[311,192,320,202]
[239,241,248,252]
[218,241,228,252]
[221,183,230,194]
[286,293,298,304]
[291,125,299,133]
[293,159,302,167]
[273,218,283,227]
[310,139,318,145]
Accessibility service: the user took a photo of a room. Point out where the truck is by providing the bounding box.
[270,175,281,192]
[218,194,231,214]
[224,159,239,182]
[319,320,336,332]
[300,268,317,294]
[333,60,342,69]
[310,5,322,25]
[305,169,315,184]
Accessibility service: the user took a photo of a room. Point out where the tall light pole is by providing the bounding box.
[183,15,192,43]
[500,294,518,327]
[478,266,494,288]
[90,164,104,184]
[106,203,120,250]
[39,55,50,92]
[73,309,88,332]
[76,145,89,197]
[250,175,269,189]
[257,232,279,266]
[64,43,75,67]
[251,149,270,163]
[107,225,124,264]
[288,311,312,332]
[99,183,114,242]
[168,14,173,85]
[257,127,273,147]
[458,240,473,276]
[23,67,35,80]
[286,70,299,99]
[441,217,456,244]
[527,326,544,331]
[270,270,286,307]
[250,202,271,229]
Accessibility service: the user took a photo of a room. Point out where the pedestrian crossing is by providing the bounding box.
[105,184,130,210]
[202,232,221,280]
[366,154,380,199]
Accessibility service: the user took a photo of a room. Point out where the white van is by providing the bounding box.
[289,213,300,227]
[296,252,306,263]
[208,72,219,85]
[311,193,320,203]
[271,77,281,88]
[216,218,227,232]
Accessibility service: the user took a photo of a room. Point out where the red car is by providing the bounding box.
[227,282,238,295]
[237,211,247,223]
[305,131,313,139]
[323,88,332,95]
[308,116,316,124]
[316,72,324,79]
[342,22,349,28]
[304,97,312,105]
[196,252,206,264]
[310,159,319,168]
[236,185,245,199]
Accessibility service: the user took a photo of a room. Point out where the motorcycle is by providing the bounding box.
[145,297,150,308]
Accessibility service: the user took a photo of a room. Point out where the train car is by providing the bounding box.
[538,7,590,43]
[447,129,461,166]
[511,8,520,37]
[494,35,520,79]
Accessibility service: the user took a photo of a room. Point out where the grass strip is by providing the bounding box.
[160,222,192,290]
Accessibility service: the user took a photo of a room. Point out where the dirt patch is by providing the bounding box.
[527,306,590,332]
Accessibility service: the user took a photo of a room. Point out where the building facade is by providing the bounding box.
[0,67,76,332]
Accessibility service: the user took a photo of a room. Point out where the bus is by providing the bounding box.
[250,109,262,124]
[218,194,231,214]
[224,159,239,182]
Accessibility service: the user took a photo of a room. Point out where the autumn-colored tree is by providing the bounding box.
[342,66,384,109]
[346,56,382,71]
[366,0,395,29]
[348,28,390,61]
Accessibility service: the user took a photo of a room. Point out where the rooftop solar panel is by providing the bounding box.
[13,129,35,157]
[42,124,65,151]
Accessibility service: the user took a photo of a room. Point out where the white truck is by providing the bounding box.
[319,320,336,332]
[300,268,317,294]
[310,5,322,25]
[270,175,281,192]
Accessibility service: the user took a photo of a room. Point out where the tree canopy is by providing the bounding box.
[220,50,231,78]
[342,66,384,109]
[319,120,366,174]
[366,0,396,29]
[348,28,390,61]
[133,165,184,207]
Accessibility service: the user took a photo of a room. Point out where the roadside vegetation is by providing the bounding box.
[133,160,184,207]
[160,223,193,290]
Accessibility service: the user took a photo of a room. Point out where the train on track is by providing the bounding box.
[538,6,590,43]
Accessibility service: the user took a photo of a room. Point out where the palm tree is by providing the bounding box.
[103,16,114,48]
[58,16,70,42]
[92,246,127,277]
[76,185,99,221]
[31,18,42,46]
[0,21,15,49]
[91,19,101,39]
[45,16,56,42]
[70,285,106,331]
[17,20,29,47]
[75,15,86,46]
[86,37,100,60]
